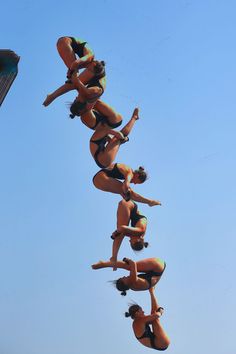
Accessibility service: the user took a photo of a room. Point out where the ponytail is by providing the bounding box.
[125,304,141,319]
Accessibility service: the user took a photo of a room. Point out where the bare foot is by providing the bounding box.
[132,107,139,120]
[43,94,54,107]
[148,200,162,207]
[110,256,118,271]
[91,261,104,269]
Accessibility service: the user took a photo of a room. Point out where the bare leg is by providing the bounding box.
[94,100,123,126]
[116,199,132,228]
[92,257,165,273]
[92,259,130,270]
[108,200,132,267]
[80,91,123,130]
[43,60,96,107]
[57,37,77,68]
[93,172,124,195]
[94,109,139,167]
[43,82,75,106]
[80,110,99,129]
[111,234,125,269]
[113,199,147,236]
[120,107,139,136]
[149,288,170,350]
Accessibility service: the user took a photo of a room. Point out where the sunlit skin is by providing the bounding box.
[56,36,94,74]
[90,107,139,168]
[92,257,166,291]
[93,163,162,206]
[79,99,123,130]
[43,62,106,108]
[43,36,106,109]
[105,199,149,268]
[70,70,106,114]
[127,287,170,351]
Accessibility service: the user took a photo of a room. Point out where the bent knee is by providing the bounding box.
[158,338,170,351]
[118,199,132,208]
[57,36,68,48]
[116,113,122,122]
[118,199,127,207]
[92,174,100,188]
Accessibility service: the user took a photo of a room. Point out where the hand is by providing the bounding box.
[148,200,162,207]
[70,59,80,72]
[123,257,134,265]
[111,230,121,240]
[110,257,117,271]
[122,257,130,264]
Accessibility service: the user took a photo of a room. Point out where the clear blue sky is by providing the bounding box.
[1,1,235,354]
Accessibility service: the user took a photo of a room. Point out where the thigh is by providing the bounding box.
[93,172,123,194]
[94,100,122,126]
[56,37,76,67]
[81,110,98,129]
[117,200,132,226]
[152,321,170,350]
[78,68,95,84]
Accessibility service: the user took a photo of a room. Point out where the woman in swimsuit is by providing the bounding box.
[108,199,148,266]
[56,36,94,78]
[92,257,166,295]
[112,198,148,249]
[89,107,139,168]
[43,36,105,109]
[93,163,161,205]
[125,287,170,351]
[43,61,106,110]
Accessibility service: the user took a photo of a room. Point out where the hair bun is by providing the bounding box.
[144,242,149,248]
[125,311,130,317]
[101,60,105,66]
[139,166,144,171]
[69,113,75,119]
[121,291,127,296]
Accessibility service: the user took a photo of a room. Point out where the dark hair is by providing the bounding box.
[134,166,148,183]
[131,241,149,251]
[125,304,141,319]
[116,278,130,296]
[69,100,86,119]
[93,60,106,78]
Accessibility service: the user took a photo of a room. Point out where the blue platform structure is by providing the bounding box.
[0,50,20,106]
